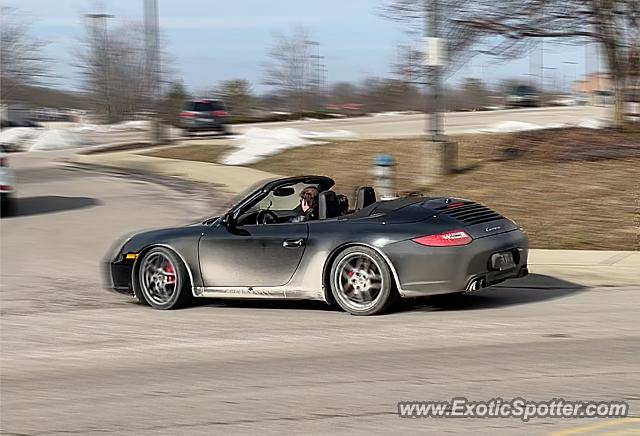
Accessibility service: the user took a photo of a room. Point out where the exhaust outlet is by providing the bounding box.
[466,278,486,292]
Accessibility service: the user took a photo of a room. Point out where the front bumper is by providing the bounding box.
[383,229,529,297]
[103,256,135,297]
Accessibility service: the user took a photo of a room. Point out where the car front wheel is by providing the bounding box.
[137,247,192,309]
[330,246,398,315]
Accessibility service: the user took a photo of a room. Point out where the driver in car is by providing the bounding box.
[290,186,319,222]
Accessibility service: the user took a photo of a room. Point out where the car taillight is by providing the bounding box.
[412,230,473,247]
[0,185,13,191]
[211,110,227,117]
[179,112,196,118]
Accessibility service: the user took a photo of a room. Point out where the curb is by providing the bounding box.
[61,160,227,197]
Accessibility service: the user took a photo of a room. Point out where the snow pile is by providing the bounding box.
[480,117,611,133]
[479,121,574,133]
[223,127,356,166]
[28,129,84,151]
[480,121,544,133]
[0,127,41,151]
[71,124,100,133]
[0,127,87,151]
[576,118,610,129]
[371,111,419,117]
[109,120,149,131]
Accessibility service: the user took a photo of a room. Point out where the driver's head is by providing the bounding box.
[300,186,319,213]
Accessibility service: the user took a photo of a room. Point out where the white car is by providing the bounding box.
[0,151,16,215]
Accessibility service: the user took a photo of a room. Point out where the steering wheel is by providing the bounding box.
[256,209,278,225]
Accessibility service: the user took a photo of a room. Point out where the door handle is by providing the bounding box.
[283,239,305,248]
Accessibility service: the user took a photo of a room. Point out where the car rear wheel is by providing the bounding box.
[138,247,192,309]
[330,246,398,315]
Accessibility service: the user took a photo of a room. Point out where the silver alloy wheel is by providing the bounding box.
[333,252,384,312]
[140,251,179,306]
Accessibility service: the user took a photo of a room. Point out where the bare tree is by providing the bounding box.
[217,79,255,118]
[0,7,48,101]
[263,28,313,115]
[383,0,639,126]
[328,82,360,106]
[160,81,188,126]
[77,19,174,123]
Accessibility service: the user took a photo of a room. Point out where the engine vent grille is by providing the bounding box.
[438,202,503,225]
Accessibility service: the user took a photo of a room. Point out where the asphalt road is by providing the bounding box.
[67,106,610,146]
[231,106,609,139]
[1,155,638,435]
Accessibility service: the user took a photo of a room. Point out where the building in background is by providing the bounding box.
[575,72,613,106]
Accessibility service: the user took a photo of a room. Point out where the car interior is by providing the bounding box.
[235,183,378,226]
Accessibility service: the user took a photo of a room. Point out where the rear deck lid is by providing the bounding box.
[430,200,518,239]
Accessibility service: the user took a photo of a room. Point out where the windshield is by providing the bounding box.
[514,86,536,95]
[184,100,225,112]
[247,182,319,213]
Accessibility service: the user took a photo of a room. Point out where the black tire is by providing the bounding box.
[0,195,14,217]
[137,247,193,310]
[329,246,398,315]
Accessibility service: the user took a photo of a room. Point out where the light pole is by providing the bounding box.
[85,13,113,122]
[305,40,320,113]
[144,0,164,144]
[425,0,443,141]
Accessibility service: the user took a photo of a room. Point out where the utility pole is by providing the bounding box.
[86,13,113,122]
[420,0,456,185]
[425,0,443,141]
[305,40,320,111]
[144,0,164,144]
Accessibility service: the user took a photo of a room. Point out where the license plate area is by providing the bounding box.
[490,251,516,271]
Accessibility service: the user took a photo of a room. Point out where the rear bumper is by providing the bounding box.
[180,119,225,131]
[382,229,529,297]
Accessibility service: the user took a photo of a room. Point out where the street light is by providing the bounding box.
[305,40,321,113]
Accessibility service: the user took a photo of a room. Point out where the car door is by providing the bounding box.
[198,222,308,287]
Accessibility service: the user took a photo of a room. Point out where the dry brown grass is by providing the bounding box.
[145,128,640,250]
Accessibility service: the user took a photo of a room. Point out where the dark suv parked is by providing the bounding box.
[179,99,229,135]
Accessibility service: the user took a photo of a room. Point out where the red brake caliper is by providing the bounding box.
[165,262,176,285]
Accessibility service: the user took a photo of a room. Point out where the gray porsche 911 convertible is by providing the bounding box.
[105,175,529,315]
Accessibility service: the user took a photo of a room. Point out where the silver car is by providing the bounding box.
[0,151,16,216]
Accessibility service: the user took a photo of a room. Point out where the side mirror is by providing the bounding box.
[221,211,236,228]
